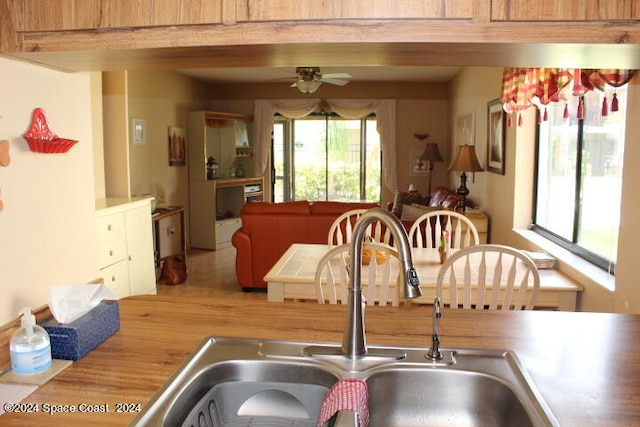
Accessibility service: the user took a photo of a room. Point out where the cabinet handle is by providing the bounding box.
[109,250,114,256]
[111,275,116,282]
[107,224,112,231]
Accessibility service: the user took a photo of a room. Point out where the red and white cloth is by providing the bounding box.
[316,378,369,427]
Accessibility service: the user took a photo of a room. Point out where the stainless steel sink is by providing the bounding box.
[365,349,552,427]
[129,337,559,427]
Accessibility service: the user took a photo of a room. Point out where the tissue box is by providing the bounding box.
[41,300,120,361]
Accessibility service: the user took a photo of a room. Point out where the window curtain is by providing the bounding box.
[254,98,397,194]
[500,67,637,126]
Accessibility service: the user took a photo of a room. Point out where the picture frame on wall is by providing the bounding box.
[409,149,429,176]
[455,112,475,146]
[168,126,186,166]
[487,99,505,175]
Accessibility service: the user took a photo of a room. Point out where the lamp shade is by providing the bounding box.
[447,145,483,172]
[421,142,444,162]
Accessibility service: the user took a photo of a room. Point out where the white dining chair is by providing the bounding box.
[408,210,479,249]
[328,209,391,246]
[314,242,400,306]
[436,244,540,310]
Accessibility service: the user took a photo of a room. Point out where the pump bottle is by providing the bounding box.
[10,308,52,375]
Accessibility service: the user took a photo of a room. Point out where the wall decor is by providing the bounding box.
[487,99,506,175]
[23,108,78,153]
[168,126,186,166]
[131,118,147,145]
[455,112,475,146]
[409,149,429,176]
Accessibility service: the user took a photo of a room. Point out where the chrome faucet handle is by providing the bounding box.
[427,297,444,361]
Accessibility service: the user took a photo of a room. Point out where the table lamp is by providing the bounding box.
[420,141,444,194]
[447,144,483,213]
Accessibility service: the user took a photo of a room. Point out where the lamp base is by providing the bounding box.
[455,172,469,213]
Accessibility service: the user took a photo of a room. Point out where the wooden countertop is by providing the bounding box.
[2,295,640,426]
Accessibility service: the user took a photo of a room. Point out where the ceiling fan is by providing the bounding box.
[291,67,352,93]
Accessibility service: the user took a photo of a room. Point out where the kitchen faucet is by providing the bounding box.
[341,207,422,358]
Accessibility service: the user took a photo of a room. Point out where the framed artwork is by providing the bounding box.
[409,149,429,176]
[131,118,147,145]
[487,99,505,175]
[168,126,186,166]
[455,112,475,146]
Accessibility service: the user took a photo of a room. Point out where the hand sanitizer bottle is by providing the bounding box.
[10,308,52,375]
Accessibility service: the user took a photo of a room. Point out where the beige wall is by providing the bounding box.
[0,57,99,324]
[103,70,214,203]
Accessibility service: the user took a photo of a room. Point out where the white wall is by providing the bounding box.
[0,57,99,324]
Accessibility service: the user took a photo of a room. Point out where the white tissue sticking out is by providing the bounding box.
[49,284,116,324]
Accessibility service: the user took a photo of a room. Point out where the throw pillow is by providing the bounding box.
[391,190,423,217]
[400,204,440,222]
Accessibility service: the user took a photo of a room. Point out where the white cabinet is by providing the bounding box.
[96,197,156,298]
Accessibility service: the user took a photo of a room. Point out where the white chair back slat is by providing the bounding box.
[488,252,503,310]
[436,244,540,311]
[314,242,400,306]
[328,209,391,246]
[409,210,480,249]
[476,251,487,309]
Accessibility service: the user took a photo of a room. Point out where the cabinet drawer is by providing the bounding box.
[216,218,242,248]
[98,236,128,268]
[99,259,130,299]
[96,212,126,241]
[465,213,489,233]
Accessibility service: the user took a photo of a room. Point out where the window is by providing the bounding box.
[533,85,627,274]
[272,113,380,203]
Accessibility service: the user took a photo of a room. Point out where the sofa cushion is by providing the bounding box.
[308,201,378,243]
[400,204,441,222]
[391,190,423,217]
[309,201,377,215]
[428,187,455,206]
[241,200,311,215]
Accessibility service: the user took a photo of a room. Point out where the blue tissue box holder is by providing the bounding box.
[41,300,120,361]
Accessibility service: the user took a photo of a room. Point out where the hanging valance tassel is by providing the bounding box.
[563,103,569,119]
[518,113,523,127]
[537,109,542,124]
[602,96,609,117]
[611,93,619,112]
[508,114,514,128]
[577,97,584,120]
[543,107,548,121]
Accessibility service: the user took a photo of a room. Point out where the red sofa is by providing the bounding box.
[231,200,378,291]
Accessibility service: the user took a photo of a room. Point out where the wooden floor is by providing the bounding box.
[155,247,267,301]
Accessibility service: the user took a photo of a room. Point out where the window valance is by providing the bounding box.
[254,99,397,194]
[500,68,637,126]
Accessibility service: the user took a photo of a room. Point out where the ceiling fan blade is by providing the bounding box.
[321,72,352,79]
[321,78,350,86]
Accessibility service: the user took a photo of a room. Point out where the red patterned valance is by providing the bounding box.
[500,68,637,126]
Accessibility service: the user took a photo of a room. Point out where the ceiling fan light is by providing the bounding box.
[296,80,321,93]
